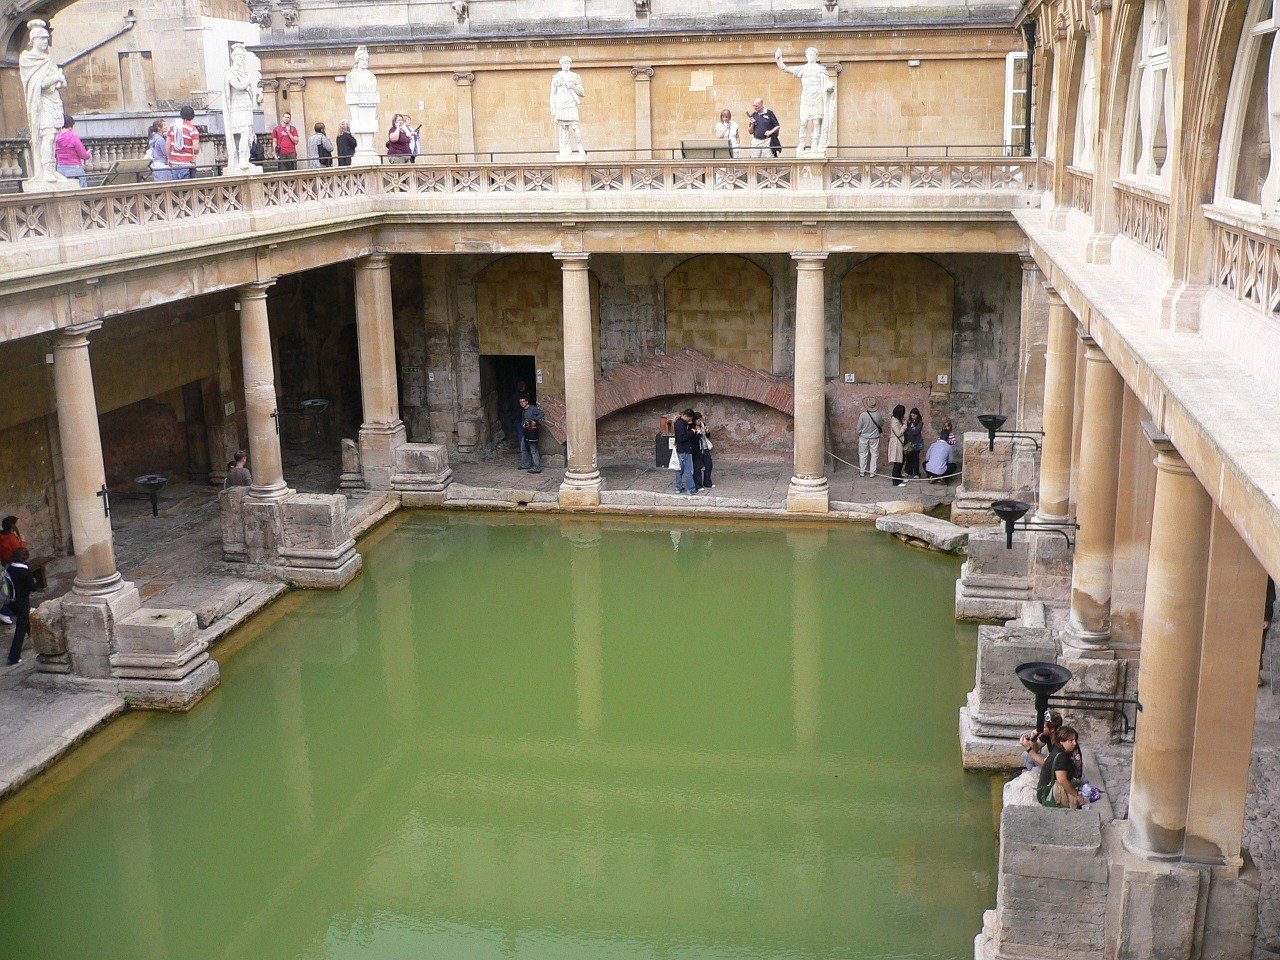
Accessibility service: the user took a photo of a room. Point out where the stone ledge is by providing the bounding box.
[875,512,968,552]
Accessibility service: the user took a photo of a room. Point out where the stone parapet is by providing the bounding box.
[220,489,363,589]
[950,432,1038,526]
[956,527,1032,622]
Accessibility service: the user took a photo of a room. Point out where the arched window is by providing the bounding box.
[1216,0,1278,215]
[1121,0,1172,186]
[1072,36,1096,169]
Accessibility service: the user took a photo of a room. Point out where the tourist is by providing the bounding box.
[713,109,740,157]
[519,396,544,473]
[272,111,301,170]
[386,114,412,162]
[855,397,884,478]
[904,408,924,478]
[249,135,265,167]
[673,409,698,494]
[693,411,714,489]
[747,98,780,158]
[308,121,335,167]
[54,115,90,186]
[924,428,954,483]
[0,516,28,627]
[888,404,907,486]
[336,121,357,166]
[148,120,172,181]
[6,547,35,666]
[402,114,422,160]
[1018,711,1064,770]
[224,451,251,488]
[1036,725,1085,809]
[167,105,200,179]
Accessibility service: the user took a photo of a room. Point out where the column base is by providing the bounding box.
[71,570,127,598]
[786,477,829,514]
[359,420,407,491]
[1060,617,1114,659]
[391,442,454,498]
[559,470,603,508]
[249,480,292,503]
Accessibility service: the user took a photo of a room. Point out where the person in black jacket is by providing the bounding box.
[6,547,36,665]
[673,409,698,494]
[336,121,357,167]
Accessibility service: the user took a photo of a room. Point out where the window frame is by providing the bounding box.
[1214,0,1279,216]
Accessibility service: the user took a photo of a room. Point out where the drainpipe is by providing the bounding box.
[58,9,138,70]
[1022,19,1037,159]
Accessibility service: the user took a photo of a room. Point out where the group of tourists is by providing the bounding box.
[385,114,424,162]
[671,409,714,494]
[1019,712,1103,810]
[0,516,35,667]
[854,398,957,486]
[711,98,782,158]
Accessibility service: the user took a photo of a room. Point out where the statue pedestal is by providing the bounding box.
[22,175,78,194]
[223,163,262,178]
[348,102,382,166]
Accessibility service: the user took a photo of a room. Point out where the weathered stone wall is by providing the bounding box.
[664,254,773,373]
[597,395,793,462]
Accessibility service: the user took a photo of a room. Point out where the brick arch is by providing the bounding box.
[663,254,774,373]
[539,349,793,444]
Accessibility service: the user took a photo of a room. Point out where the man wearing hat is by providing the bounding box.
[855,397,884,478]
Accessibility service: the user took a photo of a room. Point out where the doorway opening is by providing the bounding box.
[479,354,536,450]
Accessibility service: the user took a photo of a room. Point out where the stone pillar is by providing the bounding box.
[1063,335,1124,655]
[1068,331,1087,512]
[207,312,241,486]
[53,323,124,597]
[354,253,407,490]
[1126,426,1212,860]
[1016,255,1050,432]
[237,281,288,502]
[1183,507,1267,866]
[1036,287,1075,521]
[1110,386,1157,660]
[453,72,476,160]
[787,252,829,514]
[555,253,602,507]
[631,67,653,157]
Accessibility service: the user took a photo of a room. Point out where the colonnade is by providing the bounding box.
[1030,282,1266,868]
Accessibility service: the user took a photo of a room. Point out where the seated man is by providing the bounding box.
[1037,725,1085,809]
[923,428,954,484]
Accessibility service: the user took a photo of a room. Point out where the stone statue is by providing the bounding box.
[550,56,586,159]
[19,20,74,191]
[223,43,264,175]
[775,46,836,157]
[344,46,382,166]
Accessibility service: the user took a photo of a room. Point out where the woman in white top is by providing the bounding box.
[713,109,740,158]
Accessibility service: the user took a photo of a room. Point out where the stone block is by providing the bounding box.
[1057,655,1125,744]
[999,806,1107,883]
[391,442,454,492]
[111,605,218,710]
[875,513,968,552]
[112,608,198,655]
[1114,862,1201,960]
[1031,529,1074,602]
[30,597,67,670]
[280,494,349,552]
[876,500,926,515]
[219,486,249,561]
[116,660,220,712]
[956,527,1031,622]
[359,422,407,490]
[969,623,1056,733]
[339,437,363,490]
[60,584,141,680]
[241,496,284,565]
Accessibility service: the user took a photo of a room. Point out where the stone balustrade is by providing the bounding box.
[1114,179,1170,257]
[1208,206,1280,318]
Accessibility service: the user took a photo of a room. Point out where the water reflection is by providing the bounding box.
[0,512,995,960]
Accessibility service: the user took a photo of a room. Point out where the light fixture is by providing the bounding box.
[991,498,1078,550]
[1015,661,1072,733]
[978,412,1044,452]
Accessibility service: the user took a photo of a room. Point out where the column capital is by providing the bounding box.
[1141,420,1190,473]
[630,65,654,80]
[1043,281,1065,305]
[554,252,590,268]
[53,320,103,346]
[452,71,476,86]
[238,278,277,301]
[791,252,828,268]
[1019,252,1040,272]
[357,252,392,271]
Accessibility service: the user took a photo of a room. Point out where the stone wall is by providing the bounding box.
[597,395,793,462]
[664,255,773,373]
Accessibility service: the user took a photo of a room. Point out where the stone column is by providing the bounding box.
[453,72,476,160]
[1063,334,1124,655]
[207,312,241,486]
[631,67,653,158]
[1016,255,1050,432]
[238,281,288,502]
[787,253,829,514]
[555,253,602,506]
[1109,386,1157,659]
[1126,426,1212,860]
[1183,507,1267,867]
[53,322,124,596]
[1036,287,1076,521]
[354,253,407,490]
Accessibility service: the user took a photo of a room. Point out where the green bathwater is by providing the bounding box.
[0,512,996,960]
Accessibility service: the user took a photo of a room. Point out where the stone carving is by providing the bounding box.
[451,0,469,23]
[550,56,586,159]
[247,0,272,26]
[279,0,300,26]
[19,20,75,192]
[775,46,836,157]
[634,0,649,13]
[344,46,382,166]
[223,43,264,176]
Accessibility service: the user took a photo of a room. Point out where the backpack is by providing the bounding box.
[523,418,541,442]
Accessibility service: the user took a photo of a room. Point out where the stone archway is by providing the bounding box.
[663,255,774,373]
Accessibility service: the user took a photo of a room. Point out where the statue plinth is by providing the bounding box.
[346,98,382,166]
[22,175,78,194]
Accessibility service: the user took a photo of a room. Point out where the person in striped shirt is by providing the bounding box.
[166,106,200,179]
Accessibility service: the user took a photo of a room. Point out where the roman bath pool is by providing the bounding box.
[0,512,997,959]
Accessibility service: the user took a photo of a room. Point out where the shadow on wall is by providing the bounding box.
[598,395,793,462]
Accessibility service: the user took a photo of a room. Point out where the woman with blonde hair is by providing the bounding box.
[713,108,740,157]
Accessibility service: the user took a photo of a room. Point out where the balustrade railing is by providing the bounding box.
[0,155,1037,250]
[1067,166,1093,216]
[1115,179,1169,256]
[1208,208,1280,317]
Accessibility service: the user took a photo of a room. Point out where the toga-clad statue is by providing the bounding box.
[344,45,381,165]
[19,20,74,191]
[550,56,586,159]
[776,46,837,157]
[223,43,264,175]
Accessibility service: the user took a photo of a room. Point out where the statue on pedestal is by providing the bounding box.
[775,46,836,157]
[19,20,75,192]
[344,46,382,166]
[223,43,263,175]
[550,56,586,160]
